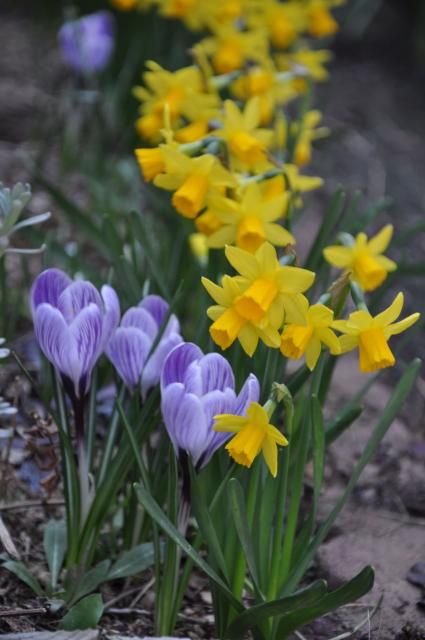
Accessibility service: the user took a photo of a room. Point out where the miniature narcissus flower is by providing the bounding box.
[280,298,340,369]
[106,295,182,397]
[225,242,315,326]
[291,110,329,167]
[31,268,120,397]
[202,274,282,356]
[154,149,236,219]
[308,1,339,39]
[202,242,315,355]
[160,342,260,468]
[215,98,273,171]
[332,293,420,373]
[323,225,397,292]
[214,401,288,477]
[206,182,293,252]
[134,62,218,141]
[195,25,268,74]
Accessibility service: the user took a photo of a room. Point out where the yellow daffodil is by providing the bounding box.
[174,121,209,143]
[212,242,315,333]
[215,98,273,171]
[154,149,236,219]
[135,148,166,182]
[189,232,209,266]
[263,0,308,49]
[195,25,268,74]
[291,110,329,167]
[280,298,340,369]
[157,0,199,19]
[308,1,339,38]
[332,293,420,373]
[134,62,218,141]
[206,182,293,252]
[201,274,282,355]
[214,402,288,476]
[195,209,224,236]
[262,167,322,209]
[277,48,332,85]
[231,65,297,124]
[323,225,397,292]
[110,0,138,9]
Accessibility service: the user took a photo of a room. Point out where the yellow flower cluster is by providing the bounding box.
[130,0,419,380]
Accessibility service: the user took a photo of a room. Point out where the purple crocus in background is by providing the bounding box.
[58,11,115,74]
[31,268,120,399]
[160,342,260,470]
[106,295,183,397]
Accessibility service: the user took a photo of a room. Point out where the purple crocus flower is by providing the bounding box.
[160,342,260,470]
[58,11,115,74]
[106,295,183,397]
[31,268,120,398]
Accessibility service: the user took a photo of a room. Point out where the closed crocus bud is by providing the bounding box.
[106,295,183,397]
[160,342,260,469]
[31,268,120,398]
[58,11,115,74]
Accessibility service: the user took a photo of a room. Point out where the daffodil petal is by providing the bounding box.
[323,246,352,268]
[374,293,404,327]
[305,336,321,370]
[384,313,420,337]
[262,437,278,477]
[367,225,393,254]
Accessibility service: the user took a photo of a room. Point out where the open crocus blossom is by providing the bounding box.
[214,401,288,477]
[31,268,120,397]
[160,342,260,469]
[332,293,420,373]
[106,294,182,396]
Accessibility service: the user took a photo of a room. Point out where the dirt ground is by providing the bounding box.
[0,2,424,639]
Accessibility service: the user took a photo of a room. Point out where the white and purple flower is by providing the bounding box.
[160,342,260,470]
[31,268,120,398]
[106,295,183,397]
[58,11,115,74]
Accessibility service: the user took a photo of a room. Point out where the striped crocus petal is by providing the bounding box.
[161,342,203,390]
[34,303,73,382]
[139,294,180,337]
[57,281,103,324]
[68,303,104,395]
[106,327,151,391]
[101,285,120,347]
[30,268,72,317]
[141,332,182,399]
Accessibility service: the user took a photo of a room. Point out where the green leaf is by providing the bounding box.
[228,478,263,599]
[325,405,363,446]
[276,566,374,636]
[311,395,325,522]
[285,359,421,593]
[224,580,327,640]
[68,560,111,605]
[108,542,157,581]
[44,519,67,591]
[59,593,103,630]
[305,189,345,271]
[134,484,244,613]
[2,560,44,596]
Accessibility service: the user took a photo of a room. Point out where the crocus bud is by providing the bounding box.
[106,294,183,397]
[160,342,260,469]
[31,268,120,397]
[58,11,115,74]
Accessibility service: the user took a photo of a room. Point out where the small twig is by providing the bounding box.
[104,586,144,610]
[105,607,151,616]
[0,607,47,617]
[0,499,64,512]
[129,576,155,608]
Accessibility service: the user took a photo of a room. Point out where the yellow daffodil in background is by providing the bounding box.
[215,98,273,171]
[214,402,288,476]
[262,167,322,209]
[277,48,333,85]
[260,0,308,50]
[134,62,218,141]
[154,149,236,218]
[323,225,397,292]
[195,25,268,74]
[206,182,293,252]
[110,0,138,9]
[307,0,339,38]
[189,232,209,266]
[231,64,298,125]
[332,293,420,373]
[135,147,166,182]
[291,110,329,167]
[202,273,282,355]
[224,241,315,329]
[157,0,199,19]
[280,297,340,369]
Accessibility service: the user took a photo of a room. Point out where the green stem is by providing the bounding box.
[267,396,294,601]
